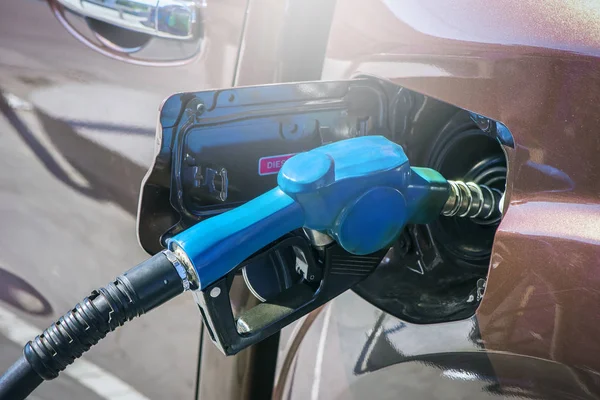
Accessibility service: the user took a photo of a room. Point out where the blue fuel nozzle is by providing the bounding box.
[168,135,449,290]
[165,135,503,355]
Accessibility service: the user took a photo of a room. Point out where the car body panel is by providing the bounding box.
[280,0,600,398]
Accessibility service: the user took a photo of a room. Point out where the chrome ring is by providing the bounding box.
[466,182,485,218]
[455,181,473,218]
[479,185,496,220]
[163,249,191,292]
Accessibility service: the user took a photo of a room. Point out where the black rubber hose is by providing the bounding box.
[0,356,43,400]
[0,251,186,400]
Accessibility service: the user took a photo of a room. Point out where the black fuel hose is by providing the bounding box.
[0,251,187,400]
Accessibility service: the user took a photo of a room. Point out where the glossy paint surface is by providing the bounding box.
[0,0,246,398]
[283,0,600,398]
[281,292,600,399]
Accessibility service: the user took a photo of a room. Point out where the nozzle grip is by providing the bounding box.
[198,241,388,355]
[168,188,304,289]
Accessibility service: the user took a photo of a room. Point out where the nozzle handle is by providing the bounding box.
[169,188,304,290]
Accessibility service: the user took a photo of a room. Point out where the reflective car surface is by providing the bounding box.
[281,1,600,399]
[3,1,600,399]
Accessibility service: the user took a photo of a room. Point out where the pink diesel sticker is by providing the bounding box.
[258,153,295,176]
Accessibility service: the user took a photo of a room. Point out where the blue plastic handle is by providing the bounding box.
[168,188,304,289]
[169,136,448,290]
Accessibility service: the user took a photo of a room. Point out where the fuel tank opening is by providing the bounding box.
[354,82,510,324]
[427,123,507,268]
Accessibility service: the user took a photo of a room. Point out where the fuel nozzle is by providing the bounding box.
[167,136,503,355]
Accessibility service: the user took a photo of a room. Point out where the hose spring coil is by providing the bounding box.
[442,180,502,222]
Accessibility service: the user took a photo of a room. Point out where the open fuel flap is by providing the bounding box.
[137,77,507,354]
